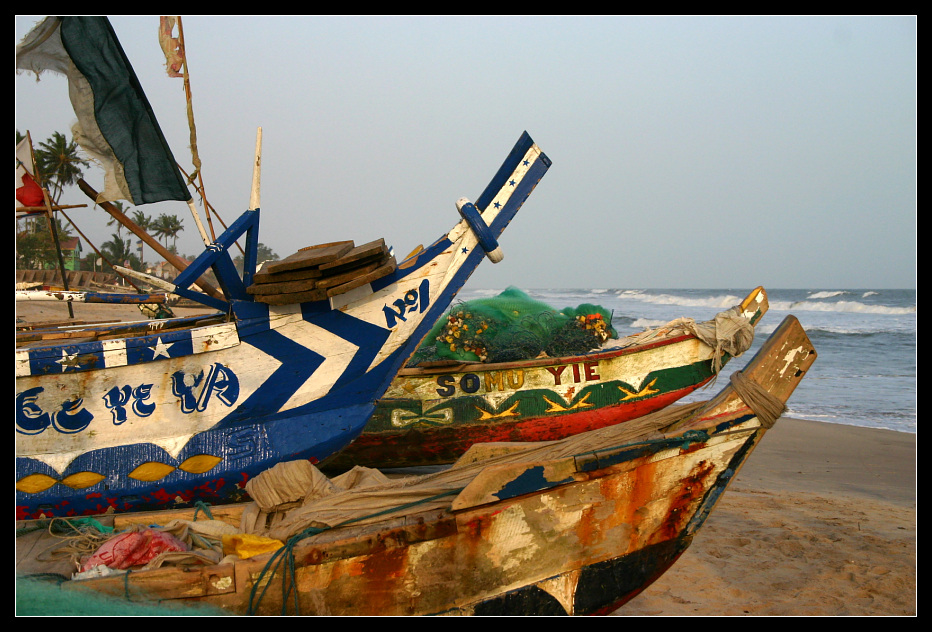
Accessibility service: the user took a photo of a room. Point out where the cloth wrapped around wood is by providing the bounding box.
[610,304,756,375]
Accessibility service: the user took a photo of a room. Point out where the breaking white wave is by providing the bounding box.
[615,290,742,310]
[770,300,916,315]
[808,290,849,299]
[629,317,669,330]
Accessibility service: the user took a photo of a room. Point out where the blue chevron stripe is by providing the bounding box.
[220,327,326,426]
[216,308,391,426]
[301,308,392,394]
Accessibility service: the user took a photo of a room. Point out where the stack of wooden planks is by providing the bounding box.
[247,239,397,305]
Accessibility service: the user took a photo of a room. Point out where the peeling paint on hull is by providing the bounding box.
[466,538,690,615]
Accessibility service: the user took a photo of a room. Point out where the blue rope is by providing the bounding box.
[192,501,214,521]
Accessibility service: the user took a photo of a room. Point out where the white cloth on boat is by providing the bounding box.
[617,304,755,375]
[241,402,706,542]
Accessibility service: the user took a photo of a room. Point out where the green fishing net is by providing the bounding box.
[15,576,231,616]
[408,287,617,365]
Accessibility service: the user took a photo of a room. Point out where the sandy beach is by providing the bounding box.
[16,299,917,616]
[614,417,916,616]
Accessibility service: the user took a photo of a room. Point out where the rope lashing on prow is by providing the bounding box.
[729,370,786,428]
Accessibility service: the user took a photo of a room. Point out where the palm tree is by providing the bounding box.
[100,232,141,272]
[34,132,89,204]
[153,213,185,251]
[132,210,153,267]
[106,201,130,239]
[16,216,77,270]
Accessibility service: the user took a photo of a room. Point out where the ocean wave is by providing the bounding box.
[769,299,916,315]
[805,326,915,337]
[629,317,670,329]
[807,290,849,299]
[615,290,743,310]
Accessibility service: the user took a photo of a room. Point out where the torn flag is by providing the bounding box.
[158,16,184,78]
[16,16,191,206]
[15,136,45,208]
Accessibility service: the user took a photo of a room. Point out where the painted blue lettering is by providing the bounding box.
[461,373,481,394]
[418,278,430,313]
[103,384,155,424]
[16,387,93,435]
[225,427,257,458]
[51,398,93,434]
[103,385,133,424]
[383,279,431,328]
[133,384,156,417]
[16,387,51,435]
[171,363,240,414]
[436,374,456,397]
[211,365,240,407]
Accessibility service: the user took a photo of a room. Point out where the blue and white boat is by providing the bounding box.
[15,131,550,518]
[15,17,550,518]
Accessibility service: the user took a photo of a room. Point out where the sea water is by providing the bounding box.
[455,287,917,434]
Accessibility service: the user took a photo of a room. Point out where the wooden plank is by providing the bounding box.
[318,239,388,273]
[325,257,397,297]
[316,260,383,290]
[246,276,319,296]
[64,563,237,599]
[667,316,817,434]
[113,504,247,530]
[16,320,97,331]
[253,287,329,305]
[252,265,322,285]
[451,457,580,511]
[16,330,95,343]
[266,241,354,274]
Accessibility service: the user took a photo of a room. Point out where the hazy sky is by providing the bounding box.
[15,15,916,290]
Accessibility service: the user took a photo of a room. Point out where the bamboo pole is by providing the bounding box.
[41,190,74,319]
[174,16,214,246]
[77,179,224,300]
[251,127,262,211]
[25,131,74,319]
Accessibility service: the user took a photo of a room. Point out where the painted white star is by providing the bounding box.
[56,348,79,370]
[150,337,174,359]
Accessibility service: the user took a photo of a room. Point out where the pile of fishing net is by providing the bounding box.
[408,287,617,365]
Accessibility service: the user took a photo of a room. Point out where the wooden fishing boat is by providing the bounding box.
[15,18,552,519]
[323,286,768,470]
[15,130,550,519]
[22,315,816,615]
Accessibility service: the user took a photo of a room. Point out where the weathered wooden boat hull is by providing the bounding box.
[56,315,815,615]
[323,287,767,470]
[15,132,551,519]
